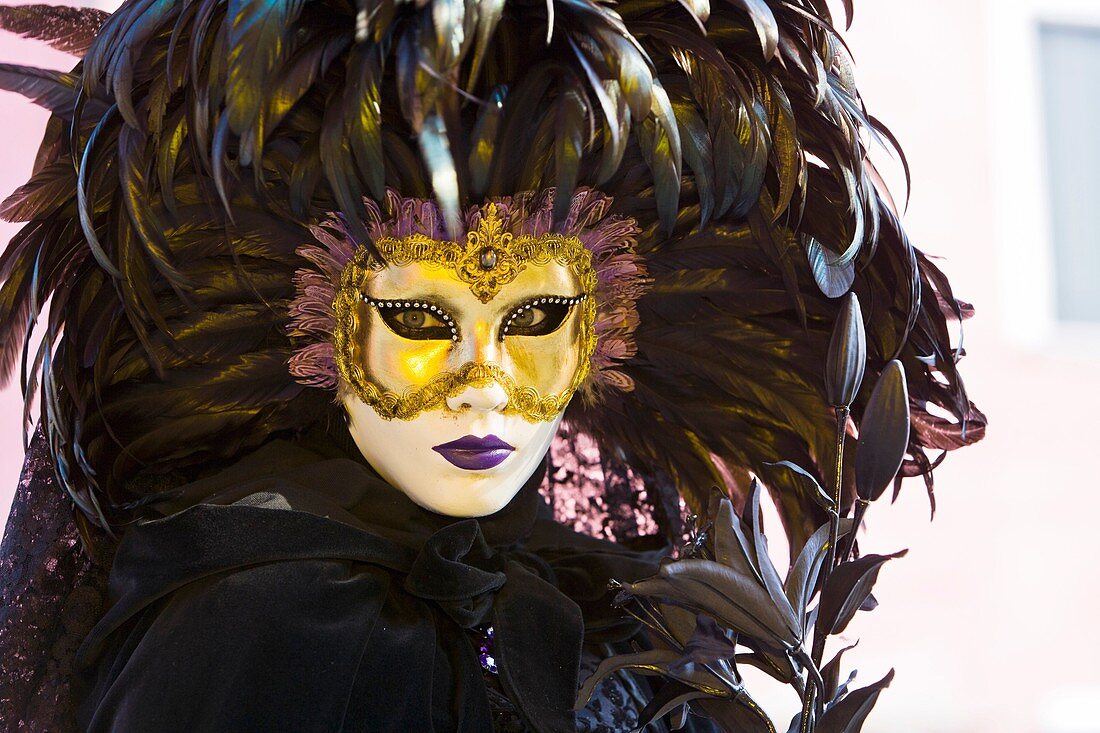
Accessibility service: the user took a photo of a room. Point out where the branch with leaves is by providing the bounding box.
[577,294,916,732]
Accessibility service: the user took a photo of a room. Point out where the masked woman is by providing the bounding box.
[0,1,983,731]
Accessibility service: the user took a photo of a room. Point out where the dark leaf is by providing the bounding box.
[766,460,834,512]
[817,669,895,733]
[575,648,678,710]
[783,518,852,630]
[673,615,738,668]
[824,292,866,407]
[821,642,858,702]
[658,601,701,648]
[712,495,761,585]
[671,701,690,730]
[637,682,711,731]
[695,695,778,733]
[817,550,906,636]
[574,648,730,710]
[734,650,795,684]
[831,669,858,706]
[741,481,799,638]
[638,565,789,646]
[854,360,910,500]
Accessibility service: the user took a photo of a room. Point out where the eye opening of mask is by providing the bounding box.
[363,295,460,342]
[500,294,587,340]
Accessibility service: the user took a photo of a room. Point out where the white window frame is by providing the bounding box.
[986,0,1100,352]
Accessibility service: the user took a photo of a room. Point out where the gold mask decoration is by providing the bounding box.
[332,203,599,422]
[369,203,597,303]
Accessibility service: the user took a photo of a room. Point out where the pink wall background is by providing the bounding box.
[0,2,1095,731]
[0,2,104,504]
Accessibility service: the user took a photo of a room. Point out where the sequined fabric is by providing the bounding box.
[542,421,666,541]
[0,434,110,732]
[575,648,649,733]
[476,624,499,674]
[482,647,650,733]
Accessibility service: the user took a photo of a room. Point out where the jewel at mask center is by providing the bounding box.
[479,247,498,270]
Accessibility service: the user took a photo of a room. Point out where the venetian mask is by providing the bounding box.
[289,189,646,517]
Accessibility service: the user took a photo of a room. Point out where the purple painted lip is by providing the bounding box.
[432,434,515,471]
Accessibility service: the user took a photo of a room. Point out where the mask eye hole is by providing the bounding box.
[364,297,459,342]
[500,295,586,340]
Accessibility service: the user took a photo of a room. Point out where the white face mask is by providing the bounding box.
[344,393,566,517]
[335,205,597,517]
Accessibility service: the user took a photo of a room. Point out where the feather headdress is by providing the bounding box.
[0,0,983,545]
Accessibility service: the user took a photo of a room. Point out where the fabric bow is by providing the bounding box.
[403,518,585,733]
[404,519,506,628]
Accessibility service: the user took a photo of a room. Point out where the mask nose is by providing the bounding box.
[446,382,509,413]
[452,319,503,364]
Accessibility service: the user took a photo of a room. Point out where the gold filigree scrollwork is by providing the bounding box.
[331,203,600,422]
[366,203,599,303]
[367,362,583,422]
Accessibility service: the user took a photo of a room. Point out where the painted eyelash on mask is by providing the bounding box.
[362,296,460,342]
[500,294,587,339]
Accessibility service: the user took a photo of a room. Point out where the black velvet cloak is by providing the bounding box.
[73,438,693,732]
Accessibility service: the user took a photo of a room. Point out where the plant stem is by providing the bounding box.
[826,405,849,569]
[840,499,868,563]
[799,677,816,733]
[811,406,848,667]
[801,405,848,733]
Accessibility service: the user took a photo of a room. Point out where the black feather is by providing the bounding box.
[225,0,306,135]
[0,63,80,118]
[0,4,108,56]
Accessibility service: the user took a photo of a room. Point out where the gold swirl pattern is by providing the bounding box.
[331,201,599,422]
[365,202,599,303]
[337,359,586,422]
